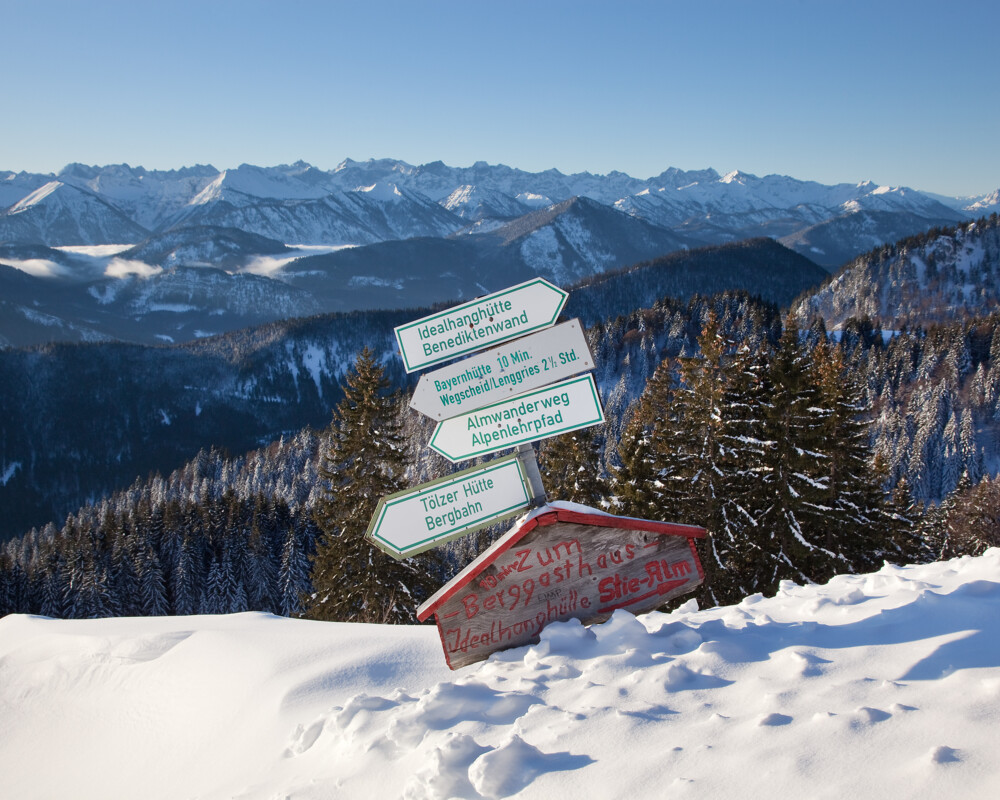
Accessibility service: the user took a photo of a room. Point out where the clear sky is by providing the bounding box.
[1,0,997,197]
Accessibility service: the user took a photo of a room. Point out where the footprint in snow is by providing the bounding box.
[852,706,892,725]
[758,712,793,726]
[468,734,593,799]
[388,682,543,748]
[403,732,490,800]
[929,745,961,764]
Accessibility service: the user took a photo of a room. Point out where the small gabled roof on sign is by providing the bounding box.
[416,501,706,622]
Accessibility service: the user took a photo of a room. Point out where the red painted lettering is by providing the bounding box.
[462,593,479,619]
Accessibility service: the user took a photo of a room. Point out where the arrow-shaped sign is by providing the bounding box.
[366,454,533,559]
[394,278,568,374]
[409,319,594,420]
[428,374,605,463]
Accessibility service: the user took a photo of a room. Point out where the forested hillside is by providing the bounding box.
[5,289,999,620]
[794,214,1000,328]
[0,240,824,541]
[4,217,1000,619]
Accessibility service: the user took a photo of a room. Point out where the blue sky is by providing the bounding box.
[1,0,997,196]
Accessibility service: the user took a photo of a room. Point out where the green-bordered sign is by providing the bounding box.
[394,278,568,373]
[365,454,533,559]
[429,374,605,463]
[409,318,594,420]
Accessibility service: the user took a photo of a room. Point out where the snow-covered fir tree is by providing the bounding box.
[307,348,439,624]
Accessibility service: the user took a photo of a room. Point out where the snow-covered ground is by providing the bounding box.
[2,550,999,799]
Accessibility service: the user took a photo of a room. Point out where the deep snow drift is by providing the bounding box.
[2,550,999,799]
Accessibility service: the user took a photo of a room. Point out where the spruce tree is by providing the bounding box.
[200,554,226,614]
[307,348,437,624]
[809,340,888,572]
[137,543,169,616]
[758,316,837,585]
[539,425,607,506]
[713,339,777,604]
[172,535,200,616]
[651,309,729,530]
[278,526,310,617]
[612,393,666,519]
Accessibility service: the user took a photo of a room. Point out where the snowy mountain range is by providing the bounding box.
[4,159,990,252]
[1,159,996,347]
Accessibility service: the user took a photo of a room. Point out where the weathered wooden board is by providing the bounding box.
[418,508,705,670]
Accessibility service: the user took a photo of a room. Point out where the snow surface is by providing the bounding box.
[0,461,20,486]
[357,182,405,203]
[2,549,999,799]
[8,180,62,213]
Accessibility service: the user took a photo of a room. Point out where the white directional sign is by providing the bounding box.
[409,319,594,420]
[428,374,605,463]
[366,454,533,559]
[394,278,568,373]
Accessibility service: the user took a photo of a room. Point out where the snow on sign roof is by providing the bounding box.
[418,502,706,669]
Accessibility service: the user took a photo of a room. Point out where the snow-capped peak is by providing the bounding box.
[356,182,404,203]
[968,189,1000,212]
[515,191,552,208]
[444,184,476,206]
[9,180,63,213]
[720,170,750,185]
[190,172,226,206]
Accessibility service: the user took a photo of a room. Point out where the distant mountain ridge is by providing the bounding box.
[1,158,996,348]
[3,158,991,251]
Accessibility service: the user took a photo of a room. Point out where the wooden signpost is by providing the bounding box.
[367,277,706,669]
[417,505,707,670]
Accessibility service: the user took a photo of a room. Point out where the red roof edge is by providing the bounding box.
[416,504,706,622]
[538,506,707,538]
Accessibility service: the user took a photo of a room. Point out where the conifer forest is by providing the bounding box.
[3,218,1000,621]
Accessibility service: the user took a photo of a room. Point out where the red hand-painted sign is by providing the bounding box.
[417,504,706,669]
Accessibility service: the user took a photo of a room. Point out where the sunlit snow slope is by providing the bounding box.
[1,550,999,799]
